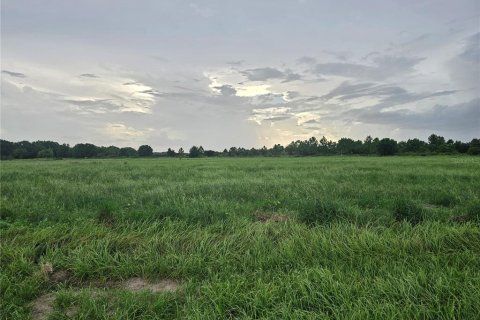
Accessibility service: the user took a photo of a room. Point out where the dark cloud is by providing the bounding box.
[342,98,480,133]
[79,73,99,78]
[2,70,27,78]
[123,81,140,85]
[241,67,302,82]
[312,55,425,80]
[213,84,237,96]
[322,81,457,110]
[302,119,319,124]
[447,33,480,92]
[286,91,300,100]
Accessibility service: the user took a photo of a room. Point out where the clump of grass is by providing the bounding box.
[429,190,458,207]
[298,199,348,226]
[0,205,14,221]
[465,200,480,223]
[393,198,424,224]
[96,202,117,225]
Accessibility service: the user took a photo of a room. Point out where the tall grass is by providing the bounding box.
[1,156,479,319]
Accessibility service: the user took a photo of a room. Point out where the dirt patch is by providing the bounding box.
[65,305,78,318]
[122,277,179,293]
[50,270,71,283]
[31,293,55,320]
[449,214,470,223]
[254,211,289,223]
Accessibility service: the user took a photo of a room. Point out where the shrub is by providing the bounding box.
[393,198,424,224]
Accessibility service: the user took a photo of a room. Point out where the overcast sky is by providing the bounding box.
[1,0,479,150]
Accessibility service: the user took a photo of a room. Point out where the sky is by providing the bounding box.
[1,0,479,151]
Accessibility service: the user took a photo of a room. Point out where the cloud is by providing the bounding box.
[447,33,480,94]
[323,50,351,61]
[226,60,244,66]
[312,55,425,80]
[79,73,99,78]
[64,99,122,114]
[297,56,317,65]
[343,98,480,133]
[2,70,27,78]
[241,67,302,82]
[213,84,237,96]
[104,123,150,138]
[322,81,457,110]
[189,3,213,18]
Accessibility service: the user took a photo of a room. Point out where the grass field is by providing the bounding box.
[1,156,480,319]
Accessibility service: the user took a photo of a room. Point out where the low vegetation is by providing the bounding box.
[1,133,479,160]
[1,156,479,319]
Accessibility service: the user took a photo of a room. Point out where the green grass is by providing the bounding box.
[1,156,479,319]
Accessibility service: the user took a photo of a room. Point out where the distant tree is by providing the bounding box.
[363,135,374,154]
[178,147,184,159]
[404,138,427,153]
[189,146,201,158]
[0,140,14,159]
[468,139,480,155]
[428,134,446,153]
[98,146,120,157]
[37,148,54,158]
[204,150,217,157]
[271,144,284,156]
[454,141,469,153]
[138,145,153,157]
[119,147,137,157]
[57,144,71,158]
[12,148,27,159]
[166,148,176,157]
[72,143,97,158]
[377,138,398,156]
[337,138,362,155]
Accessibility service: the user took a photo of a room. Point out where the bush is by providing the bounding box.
[393,199,424,224]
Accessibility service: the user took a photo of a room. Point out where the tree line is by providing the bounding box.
[0,134,479,160]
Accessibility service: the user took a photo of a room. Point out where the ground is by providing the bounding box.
[1,156,479,319]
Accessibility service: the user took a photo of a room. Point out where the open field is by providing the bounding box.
[1,156,480,319]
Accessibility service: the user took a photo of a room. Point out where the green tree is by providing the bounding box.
[166,148,176,157]
[468,139,480,155]
[189,146,201,158]
[377,138,398,156]
[119,147,137,157]
[37,148,54,158]
[138,145,153,157]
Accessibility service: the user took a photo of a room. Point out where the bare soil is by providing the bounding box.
[31,293,55,320]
